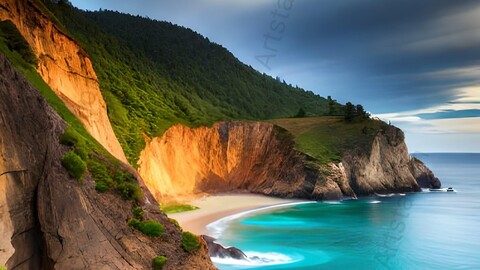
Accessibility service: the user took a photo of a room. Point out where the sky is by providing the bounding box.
[70,0,480,153]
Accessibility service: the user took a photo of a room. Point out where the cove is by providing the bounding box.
[211,154,480,270]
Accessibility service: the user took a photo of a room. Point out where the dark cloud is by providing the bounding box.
[265,0,480,112]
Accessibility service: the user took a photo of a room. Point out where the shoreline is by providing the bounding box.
[168,193,309,236]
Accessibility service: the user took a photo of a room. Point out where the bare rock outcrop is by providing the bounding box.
[138,122,440,202]
[342,126,423,195]
[0,53,216,269]
[0,0,127,162]
[0,52,52,270]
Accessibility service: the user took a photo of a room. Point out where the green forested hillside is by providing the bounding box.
[42,1,343,164]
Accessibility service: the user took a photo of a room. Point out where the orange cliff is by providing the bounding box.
[138,121,441,203]
[0,0,127,162]
[137,121,354,202]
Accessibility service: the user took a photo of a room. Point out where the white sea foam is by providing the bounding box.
[323,200,342,204]
[370,200,382,204]
[211,251,300,267]
[375,193,395,197]
[422,188,457,193]
[375,192,408,198]
[206,201,314,238]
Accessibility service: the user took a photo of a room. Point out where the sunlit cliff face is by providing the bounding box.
[138,124,227,202]
[137,122,303,203]
[0,0,127,162]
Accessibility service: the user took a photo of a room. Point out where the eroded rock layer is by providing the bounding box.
[138,122,440,202]
[0,0,126,162]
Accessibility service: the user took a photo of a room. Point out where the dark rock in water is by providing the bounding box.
[203,235,248,260]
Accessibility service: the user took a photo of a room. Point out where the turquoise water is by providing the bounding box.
[211,153,480,270]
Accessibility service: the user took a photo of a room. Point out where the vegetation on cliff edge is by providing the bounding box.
[61,151,87,181]
[152,256,168,270]
[128,206,165,237]
[60,127,144,201]
[128,215,165,237]
[181,231,201,253]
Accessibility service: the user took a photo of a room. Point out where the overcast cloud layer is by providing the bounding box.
[71,0,480,152]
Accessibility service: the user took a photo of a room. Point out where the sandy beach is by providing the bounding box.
[168,193,306,235]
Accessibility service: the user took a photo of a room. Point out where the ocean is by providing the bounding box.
[209,153,480,270]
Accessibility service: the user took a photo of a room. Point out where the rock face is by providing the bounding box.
[138,122,440,202]
[0,53,216,270]
[0,53,49,270]
[341,125,440,195]
[138,122,318,202]
[0,0,127,163]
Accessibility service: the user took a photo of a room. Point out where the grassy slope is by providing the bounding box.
[41,2,343,165]
[270,117,388,164]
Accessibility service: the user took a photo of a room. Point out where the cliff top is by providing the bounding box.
[270,116,389,164]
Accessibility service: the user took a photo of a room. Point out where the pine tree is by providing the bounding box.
[355,104,370,119]
[295,108,306,118]
[344,102,356,122]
